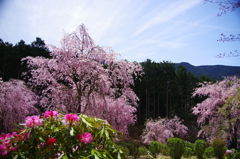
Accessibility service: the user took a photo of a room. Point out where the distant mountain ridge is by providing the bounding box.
[174,62,240,80]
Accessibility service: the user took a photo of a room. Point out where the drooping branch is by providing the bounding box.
[204,0,240,16]
[218,34,240,42]
[216,50,239,58]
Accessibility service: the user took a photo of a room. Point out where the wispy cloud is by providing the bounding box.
[0,0,239,66]
[132,0,202,37]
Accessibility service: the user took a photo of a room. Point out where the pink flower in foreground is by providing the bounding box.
[64,114,79,125]
[226,149,232,153]
[44,110,59,118]
[10,146,17,151]
[47,137,56,145]
[0,133,11,145]
[0,144,7,156]
[76,132,93,144]
[25,115,43,128]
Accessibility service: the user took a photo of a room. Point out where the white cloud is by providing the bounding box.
[0,0,239,66]
[132,0,202,37]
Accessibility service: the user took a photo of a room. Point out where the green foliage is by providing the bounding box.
[118,141,140,159]
[138,146,149,156]
[0,38,50,81]
[183,147,194,158]
[167,138,185,159]
[211,138,227,159]
[117,142,149,158]
[203,146,215,159]
[159,143,169,156]
[134,60,201,124]
[194,139,206,159]
[149,141,161,158]
[231,149,240,159]
[118,145,130,156]
[183,141,194,158]
[2,112,126,159]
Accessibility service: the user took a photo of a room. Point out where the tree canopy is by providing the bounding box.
[22,24,142,135]
[192,76,240,146]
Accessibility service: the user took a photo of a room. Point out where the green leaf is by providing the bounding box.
[12,154,19,159]
[94,154,100,159]
[81,117,93,128]
[63,154,69,159]
[99,128,105,138]
[104,129,109,139]
[117,152,121,159]
[39,136,45,142]
[70,127,74,136]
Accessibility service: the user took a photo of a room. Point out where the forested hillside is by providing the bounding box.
[175,62,240,80]
[134,59,213,125]
[0,38,50,81]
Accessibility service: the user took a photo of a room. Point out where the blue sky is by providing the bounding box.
[0,0,239,66]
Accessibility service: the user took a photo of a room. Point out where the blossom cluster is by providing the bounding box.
[0,132,17,156]
[76,132,93,144]
[25,115,43,128]
[224,149,233,159]
[44,110,59,119]
[0,111,93,157]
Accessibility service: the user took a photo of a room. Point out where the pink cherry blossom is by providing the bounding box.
[64,114,79,125]
[22,24,143,136]
[192,76,240,141]
[44,110,59,118]
[141,116,188,144]
[0,79,39,132]
[76,132,93,144]
[25,115,43,128]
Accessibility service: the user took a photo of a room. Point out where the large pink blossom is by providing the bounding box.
[64,114,79,125]
[44,110,59,118]
[25,115,43,128]
[47,137,56,145]
[0,133,11,145]
[76,132,93,144]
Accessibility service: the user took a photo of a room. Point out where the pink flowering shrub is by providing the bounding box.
[25,115,43,128]
[0,111,126,158]
[141,116,188,144]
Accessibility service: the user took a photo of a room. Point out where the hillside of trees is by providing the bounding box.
[134,59,215,125]
[0,38,50,81]
[175,62,240,80]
